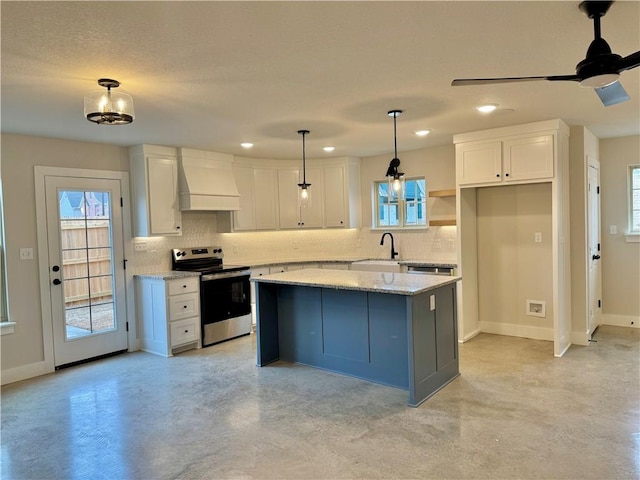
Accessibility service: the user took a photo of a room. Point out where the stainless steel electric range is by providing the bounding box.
[172,246,251,347]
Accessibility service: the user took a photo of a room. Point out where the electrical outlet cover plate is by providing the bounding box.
[526,299,546,318]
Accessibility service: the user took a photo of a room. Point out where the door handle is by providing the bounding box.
[52,279,62,285]
[592,254,601,260]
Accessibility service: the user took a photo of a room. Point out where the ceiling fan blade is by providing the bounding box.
[451,75,578,86]
[595,81,630,106]
[616,51,640,72]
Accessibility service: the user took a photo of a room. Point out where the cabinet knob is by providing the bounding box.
[340,221,343,224]
[185,329,189,333]
[183,285,187,288]
[176,226,181,230]
[52,278,62,286]
[505,173,510,177]
[496,174,500,178]
[183,305,188,309]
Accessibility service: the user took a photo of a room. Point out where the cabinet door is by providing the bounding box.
[253,168,278,230]
[277,168,301,228]
[232,165,256,231]
[147,156,182,235]
[456,141,502,186]
[323,165,347,227]
[300,167,323,228]
[503,135,554,182]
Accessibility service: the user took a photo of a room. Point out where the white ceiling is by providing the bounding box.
[2,1,639,160]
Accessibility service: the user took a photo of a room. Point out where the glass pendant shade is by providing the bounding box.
[297,129,311,208]
[386,110,405,200]
[84,79,134,125]
[299,184,311,208]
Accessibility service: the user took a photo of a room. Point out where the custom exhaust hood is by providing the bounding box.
[178,148,241,211]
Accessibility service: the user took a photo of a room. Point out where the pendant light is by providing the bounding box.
[386,110,405,200]
[297,129,311,207]
[84,78,135,125]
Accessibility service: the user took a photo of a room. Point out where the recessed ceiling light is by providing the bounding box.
[323,146,335,152]
[476,104,498,113]
[240,142,254,149]
[415,130,430,137]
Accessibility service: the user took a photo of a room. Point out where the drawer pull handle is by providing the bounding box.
[183,285,187,288]
[185,329,189,333]
[183,305,188,309]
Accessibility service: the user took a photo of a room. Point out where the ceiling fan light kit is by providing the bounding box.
[451,1,640,107]
[84,78,135,125]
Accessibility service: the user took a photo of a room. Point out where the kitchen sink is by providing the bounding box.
[350,260,404,273]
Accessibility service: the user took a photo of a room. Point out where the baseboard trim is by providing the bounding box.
[601,314,640,329]
[571,330,590,346]
[1,360,54,386]
[479,321,553,342]
[460,328,482,343]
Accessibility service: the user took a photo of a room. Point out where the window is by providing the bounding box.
[629,165,640,234]
[374,177,426,229]
[0,182,7,325]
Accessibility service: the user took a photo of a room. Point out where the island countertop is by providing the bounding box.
[252,268,460,296]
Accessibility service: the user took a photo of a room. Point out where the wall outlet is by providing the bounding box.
[432,239,442,249]
[292,241,299,250]
[526,299,546,318]
[534,232,542,243]
[19,248,33,260]
[609,225,617,235]
[134,242,148,252]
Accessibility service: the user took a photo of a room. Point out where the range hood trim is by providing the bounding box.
[178,148,241,211]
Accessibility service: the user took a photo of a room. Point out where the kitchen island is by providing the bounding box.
[253,268,461,407]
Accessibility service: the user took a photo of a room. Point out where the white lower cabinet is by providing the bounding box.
[136,276,201,357]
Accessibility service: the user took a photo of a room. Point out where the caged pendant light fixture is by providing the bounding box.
[297,129,311,207]
[386,110,405,200]
[84,78,135,125]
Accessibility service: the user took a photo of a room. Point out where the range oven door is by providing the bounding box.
[200,272,251,346]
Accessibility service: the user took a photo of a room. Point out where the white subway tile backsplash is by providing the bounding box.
[131,211,457,274]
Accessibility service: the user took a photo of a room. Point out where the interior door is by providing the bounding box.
[45,175,128,367]
[587,164,602,336]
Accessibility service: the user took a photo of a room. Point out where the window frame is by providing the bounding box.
[628,165,640,236]
[373,176,427,230]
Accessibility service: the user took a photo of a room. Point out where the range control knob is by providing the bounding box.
[181,251,187,256]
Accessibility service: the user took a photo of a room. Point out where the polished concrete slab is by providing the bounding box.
[1,326,638,479]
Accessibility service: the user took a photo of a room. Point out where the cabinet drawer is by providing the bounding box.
[169,292,199,321]
[170,317,199,347]
[168,277,199,296]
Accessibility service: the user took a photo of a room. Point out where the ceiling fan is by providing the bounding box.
[451,1,640,106]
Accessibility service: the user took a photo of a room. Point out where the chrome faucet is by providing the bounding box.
[380,232,398,260]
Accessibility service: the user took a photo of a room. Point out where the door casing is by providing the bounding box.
[35,166,136,372]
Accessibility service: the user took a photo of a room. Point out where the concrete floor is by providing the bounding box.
[1,326,638,480]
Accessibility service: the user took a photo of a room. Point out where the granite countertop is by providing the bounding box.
[249,259,457,269]
[134,271,201,280]
[252,268,460,296]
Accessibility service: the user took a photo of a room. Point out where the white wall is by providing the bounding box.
[599,135,640,327]
[1,134,129,373]
[476,183,554,339]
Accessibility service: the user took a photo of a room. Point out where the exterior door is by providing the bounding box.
[587,164,602,336]
[45,175,128,367]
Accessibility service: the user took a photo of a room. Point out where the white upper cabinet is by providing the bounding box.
[456,141,502,185]
[323,165,347,227]
[277,167,323,229]
[129,145,182,236]
[221,164,278,232]
[253,168,278,230]
[232,165,256,231]
[456,131,554,187]
[220,156,361,232]
[503,135,554,182]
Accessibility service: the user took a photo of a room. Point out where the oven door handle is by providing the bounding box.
[201,271,251,281]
